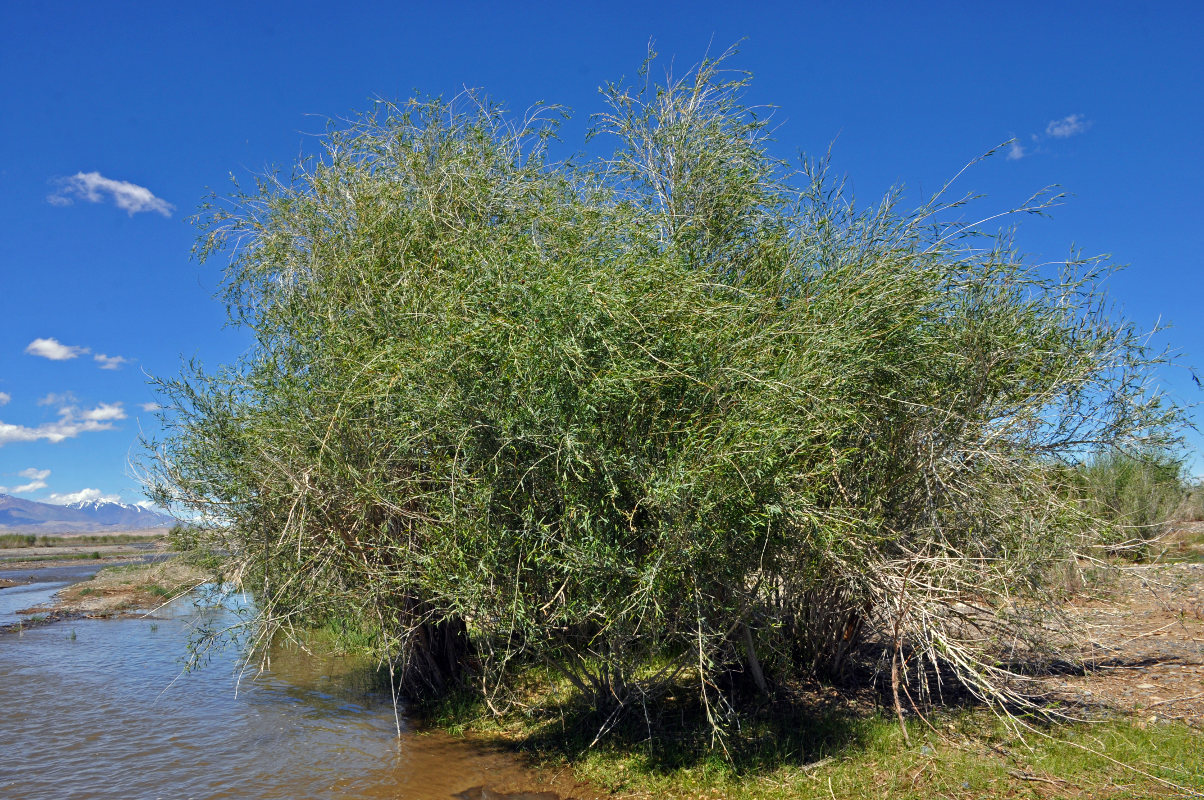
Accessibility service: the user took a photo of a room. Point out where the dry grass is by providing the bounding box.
[54,559,211,616]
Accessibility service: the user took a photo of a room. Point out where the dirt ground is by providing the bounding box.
[1044,521,1204,727]
[51,559,212,616]
[1,559,212,632]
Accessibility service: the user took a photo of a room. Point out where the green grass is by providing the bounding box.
[0,551,134,563]
[1176,485,1204,523]
[98,563,152,576]
[1149,529,1204,564]
[422,672,1204,800]
[0,532,161,549]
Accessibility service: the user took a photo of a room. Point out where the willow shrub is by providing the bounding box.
[145,54,1182,735]
[1075,449,1188,556]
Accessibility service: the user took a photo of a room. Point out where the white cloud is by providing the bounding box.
[43,488,121,505]
[1046,114,1090,138]
[0,392,9,406]
[94,353,131,370]
[139,402,162,412]
[1007,114,1092,165]
[26,337,89,361]
[38,391,78,407]
[0,402,126,446]
[0,468,51,494]
[7,480,48,494]
[49,171,174,217]
[79,402,125,422]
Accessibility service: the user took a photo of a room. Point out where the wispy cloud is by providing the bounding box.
[37,391,78,407]
[7,479,48,493]
[139,402,162,412]
[1046,114,1090,138]
[1006,113,1092,163]
[43,488,121,505]
[0,468,52,495]
[0,392,9,407]
[94,353,131,370]
[0,402,127,446]
[48,172,174,217]
[79,403,125,422]
[26,341,132,371]
[26,337,89,361]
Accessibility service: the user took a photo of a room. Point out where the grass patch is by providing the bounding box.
[422,672,1204,799]
[1149,528,1204,564]
[54,559,212,616]
[0,533,162,549]
[303,614,385,655]
[0,551,136,564]
[99,563,153,576]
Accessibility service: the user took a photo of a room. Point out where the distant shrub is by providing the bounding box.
[1177,480,1204,523]
[1077,449,1187,555]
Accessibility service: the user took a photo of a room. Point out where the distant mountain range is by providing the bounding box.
[0,494,175,533]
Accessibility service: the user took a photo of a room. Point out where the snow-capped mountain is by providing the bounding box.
[64,499,175,528]
[0,494,175,533]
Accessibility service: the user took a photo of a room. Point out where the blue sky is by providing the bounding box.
[1,1,1201,507]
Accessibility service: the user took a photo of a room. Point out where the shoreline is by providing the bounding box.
[0,556,210,634]
[4,539,1202,798]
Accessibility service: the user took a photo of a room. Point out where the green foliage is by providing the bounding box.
[1076,449,1187,554]
[144,50,1184,735]
[167,523,226,572]
[0,533,159,549]
[1177,479,1204,522]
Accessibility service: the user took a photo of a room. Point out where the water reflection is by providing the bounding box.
[0,590,578,800]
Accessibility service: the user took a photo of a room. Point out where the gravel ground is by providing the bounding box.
[1044,523,1204,726]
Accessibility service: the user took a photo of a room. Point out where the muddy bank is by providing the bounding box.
[37,560,207,616]
[0,558,207,633]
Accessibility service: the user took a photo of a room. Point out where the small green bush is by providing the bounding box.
[1177,480,1204,522]
[1076,449,1187,555]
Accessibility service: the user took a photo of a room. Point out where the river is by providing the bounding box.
[0,568,578,800]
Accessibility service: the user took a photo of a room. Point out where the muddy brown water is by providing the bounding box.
[0,582,583,800]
